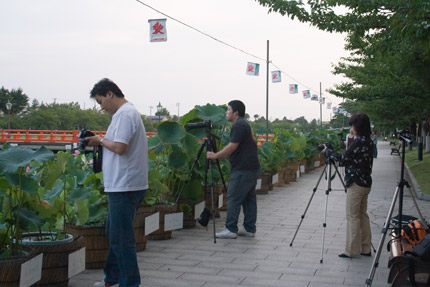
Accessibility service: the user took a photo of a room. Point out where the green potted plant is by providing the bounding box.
[0,145,54,286]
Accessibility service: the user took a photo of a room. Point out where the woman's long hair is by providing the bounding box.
[349,113,371,138]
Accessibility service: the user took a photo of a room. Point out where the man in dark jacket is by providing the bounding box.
[206,100,260,239]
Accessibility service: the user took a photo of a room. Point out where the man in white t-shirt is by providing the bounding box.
[86,78,148,287]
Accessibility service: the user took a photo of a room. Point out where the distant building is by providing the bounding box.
[147,115,169,123]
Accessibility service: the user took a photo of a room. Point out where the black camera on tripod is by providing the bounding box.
[185,120,212,130]
[77,127,103,173]
[318,142,333,151]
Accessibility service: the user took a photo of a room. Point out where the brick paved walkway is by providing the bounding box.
[70,142,430,287]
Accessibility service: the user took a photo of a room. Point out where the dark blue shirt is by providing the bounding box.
[229,118,260,171]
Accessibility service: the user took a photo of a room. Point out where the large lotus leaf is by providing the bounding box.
[44,161,63,190]
[4,174,39,194]
[158,121,186,145]
[15,207,46,229]
[195,104,226,126]
[88,203,107,225]
[68,186,92,202]
[74,200,89,225]
[44,180,64,202]
[68,169,88,186]
[148,135,165,154]
[181,133,199,156]
[0,176,11,191]
[1,196,11,217]
[180,108,199,125]
[0,146,54,174]
[181,176,204,203]
[185,125,206,140]
[168,144,187,170]
[55,152,70,174]
[258,142,274,160]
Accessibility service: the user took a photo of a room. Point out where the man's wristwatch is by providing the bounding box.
[100,138,105,146]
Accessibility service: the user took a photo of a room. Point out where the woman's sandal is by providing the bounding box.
[338,253,351,258]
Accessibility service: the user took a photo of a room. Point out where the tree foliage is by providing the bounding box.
[0,87,29,114]
[256,0,430,132]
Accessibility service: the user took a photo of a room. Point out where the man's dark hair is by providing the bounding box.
[228,100,245,117]
[349,113,371,137]
[90,78,125,98]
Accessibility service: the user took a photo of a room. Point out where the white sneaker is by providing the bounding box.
[216,228,237,239]
[238,226,255,237]
[93,280,119,287]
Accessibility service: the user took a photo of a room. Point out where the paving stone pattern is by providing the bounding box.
[70,143,430,287]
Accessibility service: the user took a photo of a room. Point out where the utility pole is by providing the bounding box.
[266,40,270,142]
[320,82,322,127]
[176,102,180,118]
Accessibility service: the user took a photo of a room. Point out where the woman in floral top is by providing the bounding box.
[324,113,374,258]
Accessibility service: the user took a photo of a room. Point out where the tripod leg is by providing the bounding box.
[208,158,217,244]
[320,162,332,264]
[333,162,347,193]
[365,186,400,287]
[290,164,327,246]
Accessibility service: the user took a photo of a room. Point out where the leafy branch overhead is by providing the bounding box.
[256,0,430,130]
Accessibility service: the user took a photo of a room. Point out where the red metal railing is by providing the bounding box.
[0,129,158,144]
[0,129,270,146]
[256,135,274,146]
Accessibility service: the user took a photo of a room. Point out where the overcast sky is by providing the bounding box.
[1,0,349,122]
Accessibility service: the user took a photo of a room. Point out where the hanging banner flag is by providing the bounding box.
[318,97,325,104]
[347,113,352,117]
[149,19,167,42]
[327,102,332,109]
[271,71,281,83]
[311,94,318,101]
[246,62,260,76]
[332,106,339,113]
[302,90,311,99]
[289,84,298,94]
[343,110,348,116]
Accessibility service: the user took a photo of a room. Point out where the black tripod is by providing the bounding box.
[290,156,347,263]
[365,136,428,287]
[175,126,227,244]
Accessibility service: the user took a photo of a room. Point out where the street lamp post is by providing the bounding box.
[157,102,162,123]
[6,101,12,130]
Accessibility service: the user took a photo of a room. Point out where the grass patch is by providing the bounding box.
[404,149,430,194]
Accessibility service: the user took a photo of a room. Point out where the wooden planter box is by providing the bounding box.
[0,249,36,287]
[256,173,270,194]
[21,235,83,287]
[204,185,223,218]
[66,206,148,269]
[142,204,178,240]
[273,168,287,187]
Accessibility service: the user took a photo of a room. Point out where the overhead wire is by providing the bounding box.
[135,0,341,108]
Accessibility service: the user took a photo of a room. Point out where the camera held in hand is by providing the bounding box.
[78,127,95,149]
[77,127,103,173]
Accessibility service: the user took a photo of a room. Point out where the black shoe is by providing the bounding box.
[338,253,351,258]
[361,252,371,257]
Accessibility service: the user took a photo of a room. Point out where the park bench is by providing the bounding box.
[391,143,401,155]
[387,234,430,286]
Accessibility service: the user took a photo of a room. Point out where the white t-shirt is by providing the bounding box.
[102,102,148,192]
